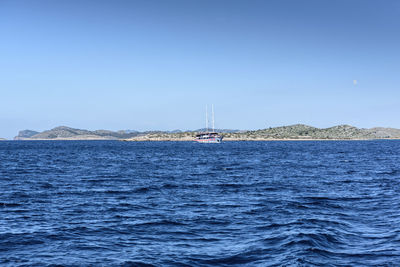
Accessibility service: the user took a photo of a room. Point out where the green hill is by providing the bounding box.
[14,126,141,140]
[222,124,377,140]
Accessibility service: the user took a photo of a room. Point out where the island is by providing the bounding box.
[14,126,140,140]
[13,124,400,141]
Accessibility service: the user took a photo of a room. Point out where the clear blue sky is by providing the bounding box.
[1,0,399,138]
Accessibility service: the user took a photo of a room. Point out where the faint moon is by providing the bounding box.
[353,80,358,85]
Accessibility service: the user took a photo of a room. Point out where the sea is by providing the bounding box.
[1,140,400,266]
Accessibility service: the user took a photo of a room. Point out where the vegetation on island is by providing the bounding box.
[224,124,374,140]
[14,126,141,140]
[13,124,400,141]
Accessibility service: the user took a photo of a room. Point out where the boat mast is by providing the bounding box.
[212,104,215,132]
[205,104,208,132]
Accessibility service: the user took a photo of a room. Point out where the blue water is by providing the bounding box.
[1,141,400,266]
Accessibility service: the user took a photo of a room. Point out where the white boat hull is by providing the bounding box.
[194,135,223,143]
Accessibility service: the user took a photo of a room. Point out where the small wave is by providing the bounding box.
[216,183,245,188]
[281,232,344,252]
[134,187,155,193]
[256,221,302,231]
[104,190,130,194]
[301,195,370,202]
[0,233,45,250]
[120,261,156,267]
[305,246,400,263]
[161,183,179,189]
[0,202,22,207]
[133,220,187,227]
[377,169,400,176]
[197,252,258,265]
[40,182,54,189]
[12,209,31,214]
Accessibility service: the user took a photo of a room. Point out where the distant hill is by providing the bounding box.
[366,127,400,139]
[14,126,142,140]
[220,124,376,140]
[0,138,6,141]
[120,130,140,134]
[13,124,400,141]
[15,130,40,139]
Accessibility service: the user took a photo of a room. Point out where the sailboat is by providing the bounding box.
[194,104,223,143]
